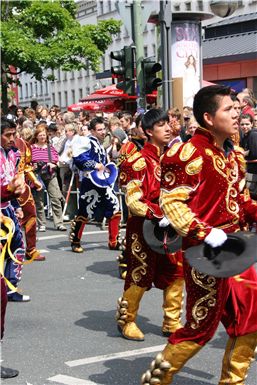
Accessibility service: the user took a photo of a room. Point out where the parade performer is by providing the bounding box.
[14,134,45,261]
[70,116,121,253]
[115,109,184,341]
[116,113,147,279]
[0,213,19,379]
[141,85,257,384]
[0,118,30,302]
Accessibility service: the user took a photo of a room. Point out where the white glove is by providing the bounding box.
[158,216,170,228]
[204,228,227,248]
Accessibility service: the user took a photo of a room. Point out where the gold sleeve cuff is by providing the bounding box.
[160,186,196,236]
[126,180,148,217]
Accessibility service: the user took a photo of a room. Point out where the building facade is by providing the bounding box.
[17,0,257,110]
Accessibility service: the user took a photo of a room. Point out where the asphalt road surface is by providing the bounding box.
[2,220,257,385]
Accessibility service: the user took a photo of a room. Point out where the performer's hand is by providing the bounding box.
[15,208,24,219]
[95,163,105,172]
[204,228,227,248]
[35,182,43,191]
[158,216,170,227]
[8,174,26,195]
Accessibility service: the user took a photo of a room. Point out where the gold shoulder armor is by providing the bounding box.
[179,142,196,161]
[132,157,146,172]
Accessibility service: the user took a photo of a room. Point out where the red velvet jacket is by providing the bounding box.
[119,142,164,219]
[160,128,257,249]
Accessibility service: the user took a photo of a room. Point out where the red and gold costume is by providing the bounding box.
[141,128,257,384]
[15,138,43,260]
[116,142,184,341]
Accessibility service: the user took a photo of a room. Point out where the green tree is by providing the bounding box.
[1,0,121,112]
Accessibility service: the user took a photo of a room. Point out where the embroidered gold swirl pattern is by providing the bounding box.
[119,171,127,184]
[179,142,196,161]
[163,171,176,186]
[205,149,227,178]
[131,233,148,284]
[226,186,239,216]
[154,165,161,182]
[190,268,217,329]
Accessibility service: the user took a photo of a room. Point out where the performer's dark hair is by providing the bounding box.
[89,116,105,131]
[141,109,169,139]
[193,85,231,128]
[0,116,16,135]
[230,92,240,104]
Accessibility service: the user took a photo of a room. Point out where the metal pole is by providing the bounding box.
[159,1,172,110]
[133,0,145,110]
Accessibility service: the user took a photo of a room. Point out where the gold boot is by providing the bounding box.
[218,331,257,385]
[116,285,146,341]
[162,278,184,336]
[141,341,202,385]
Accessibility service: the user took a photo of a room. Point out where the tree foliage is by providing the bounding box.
[1,0,121,110]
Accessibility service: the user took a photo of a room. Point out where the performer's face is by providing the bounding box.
[92,123,106,143]
[148,120,171,147]
[204,95,239,142]
[1,128,16,150]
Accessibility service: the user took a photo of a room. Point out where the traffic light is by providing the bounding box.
[110,46,135,95]
[142,58,162,94]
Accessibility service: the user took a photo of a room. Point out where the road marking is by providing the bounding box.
[65,344,165,367]
[48,374,95,385]
[38,229,125,241]
[39,249,49,253]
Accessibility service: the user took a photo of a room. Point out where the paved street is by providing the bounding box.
[2,221,257,385]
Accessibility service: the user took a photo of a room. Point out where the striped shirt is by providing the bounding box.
[31,144,59,164]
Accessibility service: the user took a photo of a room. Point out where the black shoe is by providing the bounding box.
[8,292,30,302]
[1,366,19,379]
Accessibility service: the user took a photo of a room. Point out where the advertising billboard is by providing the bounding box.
[171,21,201,107]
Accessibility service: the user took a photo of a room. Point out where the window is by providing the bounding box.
[86,87,90,96]
[71,70,75,80]
[25,83,28,98]
[108,0,111,12]
[102,56,106,72]
[198,0,203,11]
[71,89,75,104]
[185,2,191,11]
[44,80,48,95]
[30,82,33,97]
[99,1,103,15]
[78,69,83,78]
[40,81,43,96]
[152,44,156,57]
[79,88,83,100]
[57,69,61,81]
[19,85,23,100]
[64,71,67,81]
[64,91,68,107]
[34,81,38,97]
[52,93,56,105]
[58,92,62,107]
[174,5,180,11]
[144,46,148,58]
[86,61,90,77]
